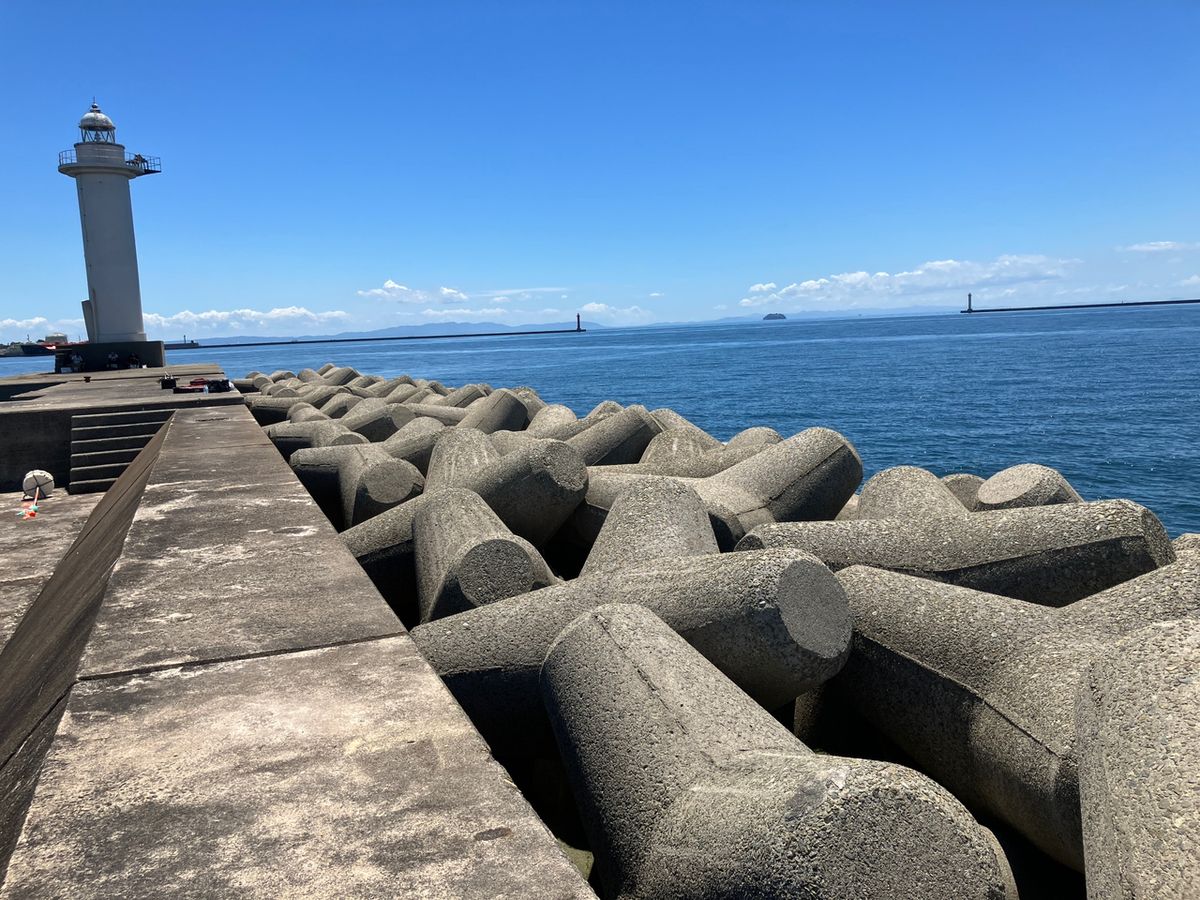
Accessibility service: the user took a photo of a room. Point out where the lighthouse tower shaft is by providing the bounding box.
[58,103,160,343]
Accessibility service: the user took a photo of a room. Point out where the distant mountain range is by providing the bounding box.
[188,320,603,345]
[176,306,966,344]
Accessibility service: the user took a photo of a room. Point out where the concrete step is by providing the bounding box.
[70,462,131,481]
[70,448,141,468]
[72,409,174,428]
[67,478,116,495]
[70,435,155,454]
[70,421,165,440]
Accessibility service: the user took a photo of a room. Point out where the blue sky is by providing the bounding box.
[1,2,1197,339]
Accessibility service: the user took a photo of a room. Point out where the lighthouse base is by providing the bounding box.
[54,340,166,373]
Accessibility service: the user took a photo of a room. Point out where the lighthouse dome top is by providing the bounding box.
[78,103,116,142]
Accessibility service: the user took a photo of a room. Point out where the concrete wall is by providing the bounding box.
[0,424,166,875]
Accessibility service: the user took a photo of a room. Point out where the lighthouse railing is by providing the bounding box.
[57,150,161,174]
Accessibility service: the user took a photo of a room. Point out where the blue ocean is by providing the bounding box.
[4,306,1197,534]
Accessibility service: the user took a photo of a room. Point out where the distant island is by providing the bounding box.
[762,312,786,321]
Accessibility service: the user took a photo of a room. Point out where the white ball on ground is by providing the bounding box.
[22,470,54,499]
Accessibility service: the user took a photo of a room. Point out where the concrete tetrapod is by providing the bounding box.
[526,404,579,439]
[291,445,424,531]
[403,403,468,426]
[295,384,348,410]
[599,432,770,478]
[410,548,853,759]
[647,408,722,448]
[573,427,862,550]
[638,429,719,466]
[976,463,1084,511]
[509,386,545,418]
[725,425,783,449]
[541,401,622,441]
[384,382,422,404]
[565,404,663,466]
[247,395,306,425]
[285,402,329,424]
[265,420,367,460]
[943,473,985,511]
[362,375,413,398]
[343,440,588,610]
[856,465,968,519]
[541,603,1015,900]
[320,366,361,386]
[1075,617,1200,899]
[826,536,1200,869]
[739,499,1174,606]
[319,393,364,419]
[381,417,445,473]
[458,388,529,433]
[413,489,557,623]
[429,383,489,408]
[337,400,415,442]
[579,476,718,577]
[488,430,539,456]
[424,428,501,493]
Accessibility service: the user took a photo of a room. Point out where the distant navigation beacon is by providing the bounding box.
[58,102,161,343]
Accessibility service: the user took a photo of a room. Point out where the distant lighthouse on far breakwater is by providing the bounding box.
[58,102,165,367]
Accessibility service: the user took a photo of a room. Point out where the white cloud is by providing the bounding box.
[580,302,655,325]
[648,291,664,298]
[738,254,1076,310]
[1120,241,1198,253]
[473,286,570,299]
[143,307,348,334]
[357,279,429,303]
[359,281,571,306]
[0,316,91,343]
[1181,274,1200,287]
[0,316,50,331]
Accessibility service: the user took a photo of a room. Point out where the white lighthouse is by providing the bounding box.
[58,102,160,348]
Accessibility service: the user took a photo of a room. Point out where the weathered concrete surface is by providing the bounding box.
[856,465,967,520]
[976,463,1083,511]
[425,427,501,492]
[740,499,1174,606]
[0,425,170,883]
[382,415,445,473]
[572,427,862,550]
[579,477,717,577]
[943,473,985,511]
[565,405,661,466]
[0,492,101,651]
[526,403,578,438]
[411,548,852,758]
[542,604,1014,900]
[3,640,590,899]
[80,410,406,677]
[0,363,241,491]
[414,489,557,623]
[0,402,592,897]
[1075,618,1200,899]
[825,539,1200,869]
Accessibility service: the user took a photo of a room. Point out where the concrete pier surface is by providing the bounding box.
[2,358,1197,898]
[0,491,100,649]
[0,366,589,897]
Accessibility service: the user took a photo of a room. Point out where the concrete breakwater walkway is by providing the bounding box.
[0,362,1197,897]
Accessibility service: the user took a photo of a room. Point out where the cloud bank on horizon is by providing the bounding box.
[4,242,1198,341]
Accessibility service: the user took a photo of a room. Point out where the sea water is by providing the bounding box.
[3,306,1197,534]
